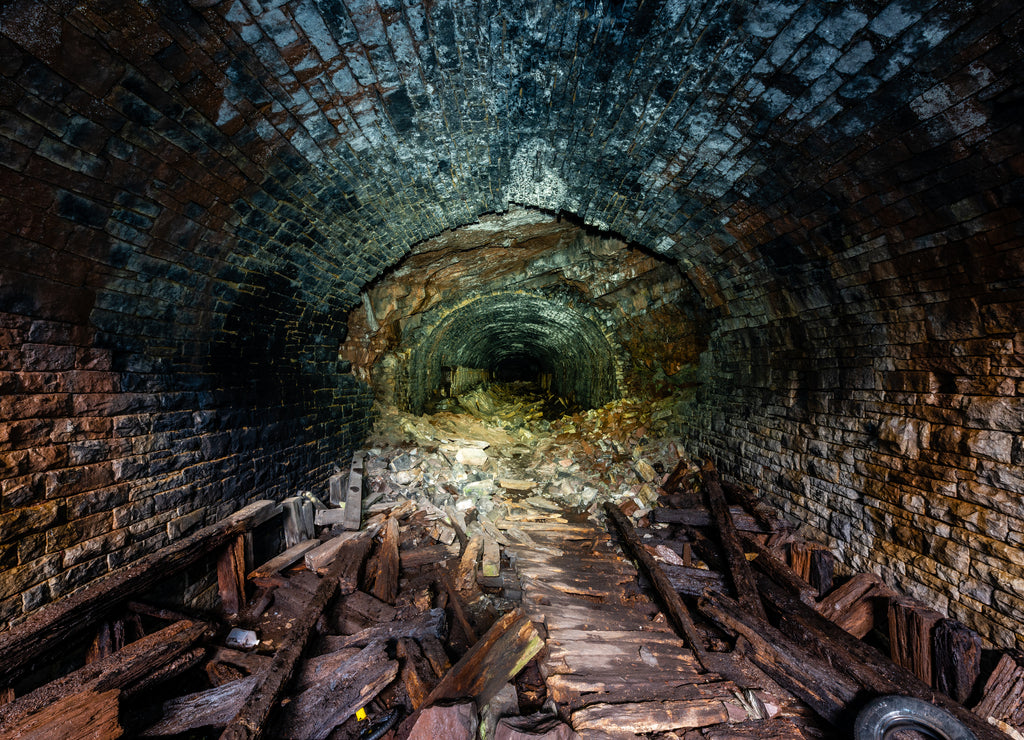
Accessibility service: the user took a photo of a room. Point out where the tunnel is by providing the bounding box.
[0,0,1023,714]
[404,291,621,414]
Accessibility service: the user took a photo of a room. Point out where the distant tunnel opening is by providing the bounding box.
[409,291,622,415]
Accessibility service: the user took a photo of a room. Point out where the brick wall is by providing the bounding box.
[1,0,1022,643]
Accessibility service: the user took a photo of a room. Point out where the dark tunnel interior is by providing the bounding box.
[1,0,1023,693]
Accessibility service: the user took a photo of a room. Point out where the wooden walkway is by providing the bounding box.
[504,515,816,739]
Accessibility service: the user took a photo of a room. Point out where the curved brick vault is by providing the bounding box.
[0,0,1022,645]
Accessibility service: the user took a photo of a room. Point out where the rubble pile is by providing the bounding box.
[365,383,693,518]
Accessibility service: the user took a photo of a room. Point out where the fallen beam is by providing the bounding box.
[700,463,766,621]
[425,608,542,708]
[698,590,863,725]
[0,620,209,734]
[219,540,354,740]
[605,502,709,671]
[0,500,277,682]
[753,575,1004,740]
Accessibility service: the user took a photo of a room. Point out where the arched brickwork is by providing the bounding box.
[1,0,1022,644]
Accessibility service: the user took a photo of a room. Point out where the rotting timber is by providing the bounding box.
[0,391,1021,739]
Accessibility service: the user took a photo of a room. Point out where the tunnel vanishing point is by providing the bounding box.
[0,0,1022,651]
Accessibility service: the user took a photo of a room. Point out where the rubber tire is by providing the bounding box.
[854,695,977,740]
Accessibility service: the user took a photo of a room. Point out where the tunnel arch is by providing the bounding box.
[0,0,1020,649]
[403,291,624,414]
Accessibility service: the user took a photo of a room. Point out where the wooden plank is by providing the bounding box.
[276,642,398,740]
[142,677,258,736]
[324,608,447,650]
[700,463,766,621]
[604,502,709,671]
[418,635,452,680]
[397,637,440,710]
[740,533,817,605]
[425,609,543,708]
[343,453,364,531]
[0,620,208,733]
[371,517,400,604]
[0,500,277,683]
[0,688,122,740]
[219,543,354,740]
[336,532,374,595]
[659,563,730,598]
[440,571,478,644]
[653,506,766,533]
[816,572,894,639]
[571,694,735,734]
[248,540,318,582]
[549,673,725,710]
[661,459,692,495]
[314,508,347,527]
[456,535,484,592]
[304,527,376,575]
[698,590,861,725]
[933,618,982,704]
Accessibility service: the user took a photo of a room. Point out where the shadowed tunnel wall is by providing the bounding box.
[0,0,1022,646]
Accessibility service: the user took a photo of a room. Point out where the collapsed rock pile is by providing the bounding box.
[364,384,695,518]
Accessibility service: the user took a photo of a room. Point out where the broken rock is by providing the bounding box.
[457,448,489,467]
[495,713,581,740]
[408,701,479,740]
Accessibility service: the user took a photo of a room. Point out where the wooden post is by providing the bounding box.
[933,618,982,704]
[328,471,346,507]
[371,517,400,604]
[343,454,364,531]
[219,534,248,617]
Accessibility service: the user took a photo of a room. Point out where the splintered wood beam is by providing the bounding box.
[440,571,479,644]
[219,543,353,740]
[933,618,982,704]
[700,462,767,621]
[698,590,862,726]
[425,608,543,708]
[218,535,248,617]
[888,597,942,685]
[247,540,318,584]
[740,532,817,605]
[2,689,122,740]
[276,642,398,740]
[604,502,709,672]
[662,459,691,495]
[371,516,400,604]
[974,650,1024,728]
[0,619,209,734]
[397,637,440,710]
[143,676,260,736]
[0,500,278,683]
